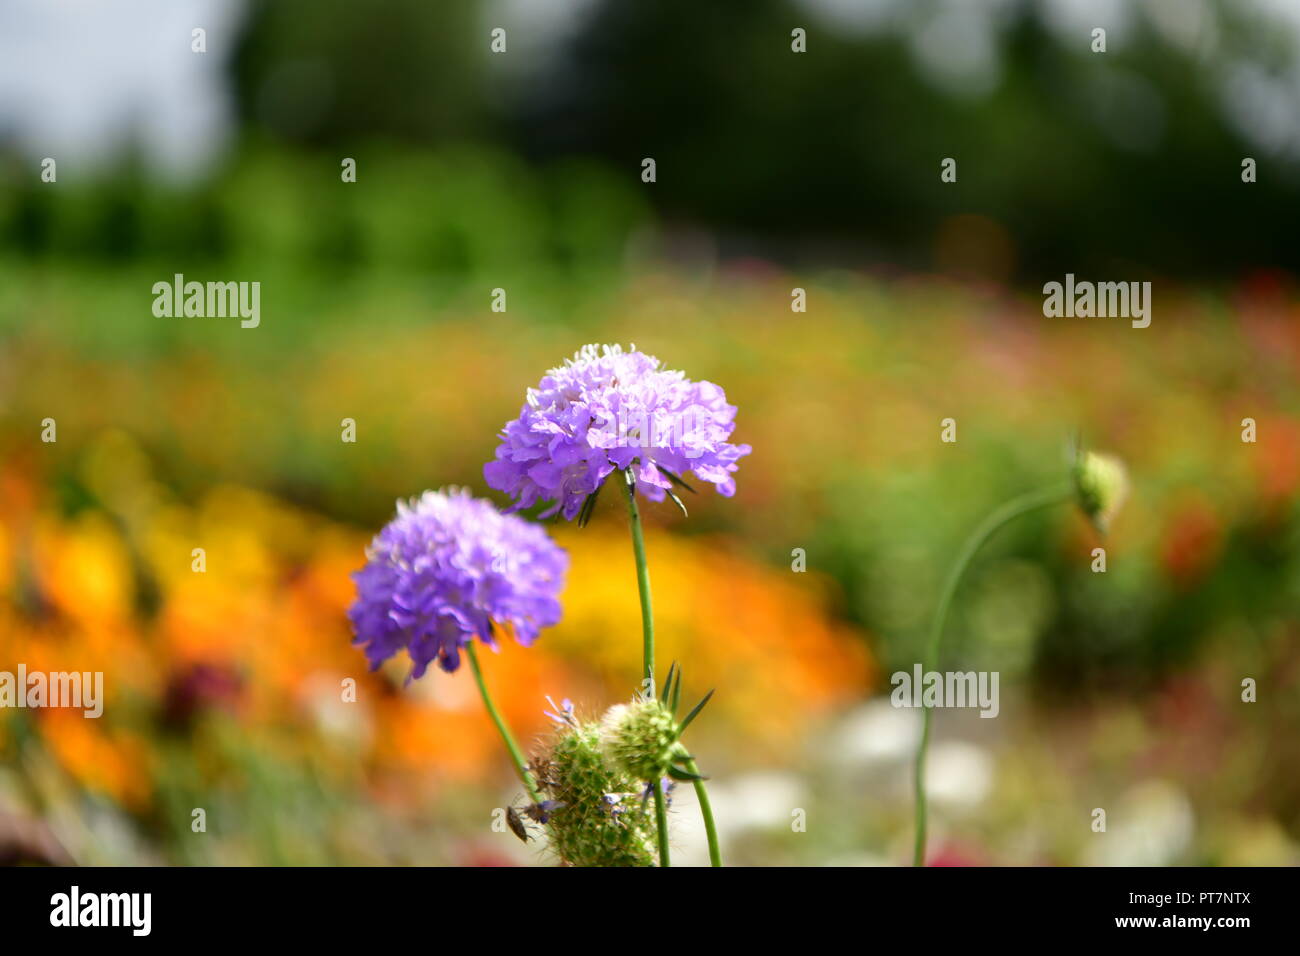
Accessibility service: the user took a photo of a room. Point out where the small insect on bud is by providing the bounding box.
[1072,449,1129,534]
[505,805,531,843]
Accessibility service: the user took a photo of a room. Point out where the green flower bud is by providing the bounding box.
[534,718,658,867]
[1073,450,1128,534]
[600,698,681,781]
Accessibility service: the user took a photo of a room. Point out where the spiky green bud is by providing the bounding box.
[1073,450,1129,534]
[533,719,658,867]
[600,698,681,781]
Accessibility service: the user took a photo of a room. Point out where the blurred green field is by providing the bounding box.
[2,146,1298,864]
[3,0,1300,864]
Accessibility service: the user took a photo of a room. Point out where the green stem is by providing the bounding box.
[623,472,656,686]
[653,784,671,867]
[623,470,670,867]
[467,640,540,804]
[684,757,722,867]
[912,482,1071,867]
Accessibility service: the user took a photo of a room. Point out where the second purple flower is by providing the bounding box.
[348,488,567,679]
[484,343,751,520]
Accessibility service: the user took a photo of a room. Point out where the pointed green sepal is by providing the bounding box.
[665,487,689,518]
[577,482,604,528]
[661,468,698,495]
[667,765,708,783]
[660,661,678,703]
[677,688,715,735]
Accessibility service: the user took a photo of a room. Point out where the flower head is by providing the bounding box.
[532,711,660,867]
[599,698,681,782]
[484,344,751,520]
[347,488,567,679]
[1073,449,1129,534]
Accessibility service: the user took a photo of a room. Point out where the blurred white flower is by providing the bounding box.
[1085,780,1194,866]
[671,770,806,866]
[827,699,921,768]
[926,741,994,810]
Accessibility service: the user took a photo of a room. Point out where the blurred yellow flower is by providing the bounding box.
[547,525,874,754]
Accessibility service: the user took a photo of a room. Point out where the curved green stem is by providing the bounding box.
[684,758,722,867]
[623,471,671,866]
[467,640,540,804]
[912,482,1071,867]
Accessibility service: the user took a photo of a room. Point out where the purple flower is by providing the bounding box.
[347,488,567,679]
[544,695,578,728]
[484,344,751,519]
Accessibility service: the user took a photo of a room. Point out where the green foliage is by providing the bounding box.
[231,0,489,145]
[529,0,1300,279]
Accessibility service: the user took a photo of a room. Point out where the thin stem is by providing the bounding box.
[623,472,656,685]
[912,481,1071,867]
[623,470,670,866]
[467,640,540,804]
[684,757,722,867]
[653,784,671,867]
